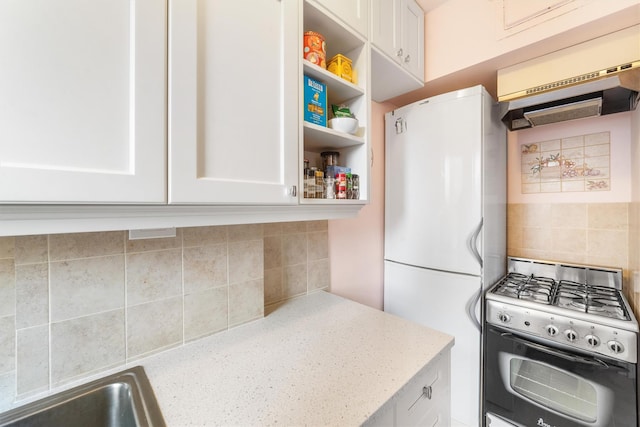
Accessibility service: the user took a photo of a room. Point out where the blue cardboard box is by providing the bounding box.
[304,75,327,126]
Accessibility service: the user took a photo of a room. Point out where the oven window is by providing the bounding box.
[510,358,597,422]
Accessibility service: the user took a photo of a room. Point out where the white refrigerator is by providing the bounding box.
[383,86,506,427]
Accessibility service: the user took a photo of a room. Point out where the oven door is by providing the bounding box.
[484,325,637,427]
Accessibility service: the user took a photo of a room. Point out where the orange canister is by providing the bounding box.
[303,31,326,69]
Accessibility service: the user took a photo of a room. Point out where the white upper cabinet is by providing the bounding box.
[0,0,166,203]
[370,0,425,101]
[400,0,425,80]
[313,0,369,37]
[168,0,299,204]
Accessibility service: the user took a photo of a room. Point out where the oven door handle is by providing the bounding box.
[500,332,610,368]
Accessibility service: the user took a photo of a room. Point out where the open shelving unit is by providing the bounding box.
[300,0,370,204]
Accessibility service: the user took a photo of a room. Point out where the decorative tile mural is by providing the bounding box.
[521,132,610,193]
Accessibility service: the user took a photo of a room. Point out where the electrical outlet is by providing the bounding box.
[633,271,640,293]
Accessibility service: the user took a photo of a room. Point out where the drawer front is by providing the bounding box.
[396,353,451,426]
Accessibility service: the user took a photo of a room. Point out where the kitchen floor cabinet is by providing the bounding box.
[302,0,370,204]
[0,0,166,203]
[168,0,299,204]
[364,350,451,426]
[370,0,425,101]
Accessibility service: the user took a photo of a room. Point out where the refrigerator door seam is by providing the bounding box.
[384,259,481,279]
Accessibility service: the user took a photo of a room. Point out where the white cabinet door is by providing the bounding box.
[0,0,166,203]
[314,0,369,37]
[169,0,298,204]
[370,0,400,61]
[401,0,425,80]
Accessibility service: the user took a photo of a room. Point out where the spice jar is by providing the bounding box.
[324,177,335,199]
[315,169,324,199]
[321,151,340,171]
[306,168,317,198]
[351,174,360,200]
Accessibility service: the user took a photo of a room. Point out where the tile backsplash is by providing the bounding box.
[0,220,329,409]
[507,202,637,315]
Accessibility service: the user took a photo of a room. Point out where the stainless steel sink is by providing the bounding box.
[0,366,165,427]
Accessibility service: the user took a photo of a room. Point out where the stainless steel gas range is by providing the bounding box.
[483,257,639,427]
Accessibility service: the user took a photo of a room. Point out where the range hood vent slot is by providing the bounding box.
[523,98,602,127]
[498,25,640,130]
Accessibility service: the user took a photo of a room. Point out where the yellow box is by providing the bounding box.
[327,54,354,83]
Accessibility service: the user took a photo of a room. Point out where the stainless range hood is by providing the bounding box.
[498,25,640,130]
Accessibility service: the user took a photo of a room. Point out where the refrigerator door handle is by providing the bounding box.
[468,218,483,268]
[467,286,482,332]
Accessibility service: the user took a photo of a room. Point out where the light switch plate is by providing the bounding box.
[128,227,177,240]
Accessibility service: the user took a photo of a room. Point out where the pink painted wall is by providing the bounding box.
[328,101,394,310]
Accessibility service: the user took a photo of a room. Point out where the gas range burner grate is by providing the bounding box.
[554,280,630,321]
[492,273,555,304]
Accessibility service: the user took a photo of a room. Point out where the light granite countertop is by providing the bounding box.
[141,291,454,426]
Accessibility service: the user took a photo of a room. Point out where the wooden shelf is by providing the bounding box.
[303,60,363,103]
[303,122,365,152]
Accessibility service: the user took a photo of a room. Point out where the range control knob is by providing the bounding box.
[545,325,559,337]
[565,329,578,342]
[585,335,600,347]
[498,313,511,324]
[608,340,625,354]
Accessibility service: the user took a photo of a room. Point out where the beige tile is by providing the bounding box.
[51,309,125,385]
[262,223,282,237]
[14,235,47,265]
[506,205,523,227]
[584,131,609,146]
[588,203,628,230]
[551,203,587,229]
[283,264,307,299]
[126,249,182,306]
[229,279,264,327]
[587,229,628,269]
[50,232,124,261]
[228,224,263,242]
[551,228,587,255]
[15,263,48,329]
[306,220,328,232]
[0,259,15,318]
[264,268,283,305]
[516,248,549,261]
[17,325,49,396]
[521,227,552,251]
[507,226,523,251]
[182,226,227,247]
[282,222,307,234]
[126,230,182,253]
[282,234,307,266]
[127,297,182,359]
[522,204,552,228]
[308,259,330,292]
[184,287,228,342]
[0,237,15,260]
[0,316,15,375]
[307,231,328,261]
[228,240,263,285]
[50,255,125,322]
[588,229,627,255]
[183,244,227,294]
[264,236,282,270]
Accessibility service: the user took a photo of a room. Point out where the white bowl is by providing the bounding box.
[328,117,358,135]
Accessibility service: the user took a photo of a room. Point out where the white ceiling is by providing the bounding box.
[415,0,450,12]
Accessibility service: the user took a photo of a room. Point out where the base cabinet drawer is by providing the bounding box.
[364,350,451,427]
[396,352,451,426]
